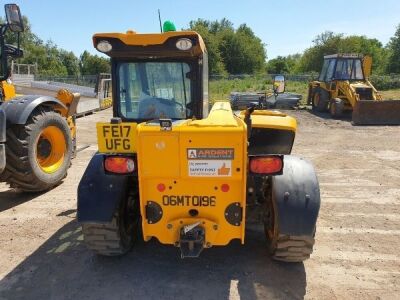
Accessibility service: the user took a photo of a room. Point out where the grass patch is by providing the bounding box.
[380,89,400,100]
[210,77,400,104]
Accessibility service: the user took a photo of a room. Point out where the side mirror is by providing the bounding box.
[273,75,285,94]
[5,4,24,32]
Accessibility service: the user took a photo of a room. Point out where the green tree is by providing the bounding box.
[59,50,80,76]
[188,19,266,75]
[297,31,388,74]
[387,24,400,74]
[188,19,226,75]
[266,56,290,74]
[79,51,110,75]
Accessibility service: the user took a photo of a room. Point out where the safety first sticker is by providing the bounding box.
[187,148,233,177]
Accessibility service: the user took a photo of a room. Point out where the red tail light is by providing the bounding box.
[250,156,283,174]
[104,156,135,174]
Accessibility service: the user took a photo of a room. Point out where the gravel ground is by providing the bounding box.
[0,108,399,300]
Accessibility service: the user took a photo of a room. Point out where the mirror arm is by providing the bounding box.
[0,24,6,36]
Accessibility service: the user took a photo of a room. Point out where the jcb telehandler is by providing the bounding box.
[0,4,79,191]
[78,24,320,262]
[308,53,400,125]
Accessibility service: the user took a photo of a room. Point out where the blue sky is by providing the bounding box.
[9,0,400,59]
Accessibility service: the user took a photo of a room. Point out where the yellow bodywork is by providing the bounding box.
[93,30,206,56]
[36,126,67,174]
[309,80,382,111]
[55,89,81,142]
[96,102,297,246]
[1,80,16,100]
[238,109,297,132]
[137,102,247,246]
[309,54,386,111]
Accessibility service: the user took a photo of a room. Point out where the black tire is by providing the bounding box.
[312,88,329,112]
[1,107,72,192]
[329,98,344,118]
[268,234,315,262]
[263,179,315,262]
[82,187,140,256]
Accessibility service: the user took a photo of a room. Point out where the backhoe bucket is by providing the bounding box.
[352,100,400,125]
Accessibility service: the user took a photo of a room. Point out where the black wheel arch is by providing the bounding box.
[77,153,133,223]
[270,155,320,237]
[1,95,67,125]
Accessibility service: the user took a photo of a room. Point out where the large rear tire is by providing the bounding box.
[329,98,344,119]
[263,179,315,262]
[82,187,140,256]
[312,88,329,112]
[1,107,72,192]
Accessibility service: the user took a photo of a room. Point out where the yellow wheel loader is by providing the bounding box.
[307,53,400,125]
[0,4,79,192]
[77,23,320,262]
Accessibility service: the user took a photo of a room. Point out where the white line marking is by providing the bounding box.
[229,279,240,300]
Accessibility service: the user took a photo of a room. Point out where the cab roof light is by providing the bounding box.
[176,38,192,51]
[96,40,112,53]
[249,156,283,175]
[104,156,135,174]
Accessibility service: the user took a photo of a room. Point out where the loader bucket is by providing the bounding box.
[352,100,400,125]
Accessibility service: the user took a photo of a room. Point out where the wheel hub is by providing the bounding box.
[36,126,66,174]
[37,138,52,158]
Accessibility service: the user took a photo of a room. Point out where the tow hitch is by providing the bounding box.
[179,222,205,258]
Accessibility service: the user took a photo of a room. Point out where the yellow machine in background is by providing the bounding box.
[308,53,400,125]
[78,23,320,262]
[0,4,79,192]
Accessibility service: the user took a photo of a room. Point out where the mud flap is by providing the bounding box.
[352,100,400,125]
[271,156,320,237]
[77,153,130,223]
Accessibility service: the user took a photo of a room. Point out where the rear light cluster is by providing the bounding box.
[250,156,283,175]
[104,156,135,174]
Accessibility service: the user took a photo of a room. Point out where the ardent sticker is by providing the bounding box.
[188,160,231,177]
[187,148,234,160]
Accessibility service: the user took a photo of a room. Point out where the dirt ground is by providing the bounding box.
[0,108,399,300]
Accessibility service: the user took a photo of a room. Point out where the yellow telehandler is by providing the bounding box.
[0,4,80,191]
[77,23,320,262]
[307,53,400,125]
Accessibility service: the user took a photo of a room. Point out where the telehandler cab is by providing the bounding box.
[78,24,320,261]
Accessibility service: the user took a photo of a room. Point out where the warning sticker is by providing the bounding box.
[187,148,234,160]
[188,160,231,177]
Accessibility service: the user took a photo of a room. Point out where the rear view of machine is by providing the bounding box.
[308,53,400,125]
[77,23,320,262]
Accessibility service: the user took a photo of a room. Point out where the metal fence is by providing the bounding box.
[35,74,100,88]
[209,74,318,82]
[32,73,400,90]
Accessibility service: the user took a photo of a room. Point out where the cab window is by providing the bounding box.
[117,62,192,120]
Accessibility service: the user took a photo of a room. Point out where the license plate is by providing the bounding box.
[96,123,137,153]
